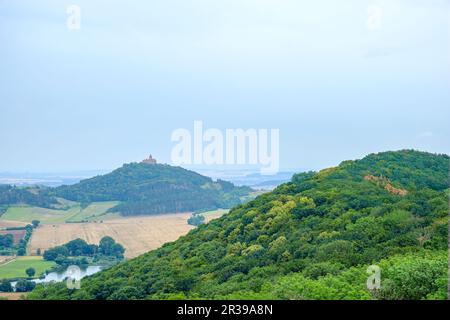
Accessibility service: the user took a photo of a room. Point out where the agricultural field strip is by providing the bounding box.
[28,211,225,258]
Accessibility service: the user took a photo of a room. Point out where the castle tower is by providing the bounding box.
[142,154,157,164]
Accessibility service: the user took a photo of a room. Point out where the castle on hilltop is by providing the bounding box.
[142,154,157,164]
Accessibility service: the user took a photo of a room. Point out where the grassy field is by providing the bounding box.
[0,256,55,280]
[0,201,120,224]
[1,206,80,224]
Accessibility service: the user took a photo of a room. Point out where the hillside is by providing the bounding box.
[49,163,252,215]
[0,185,56,213]
[29,150,449,300]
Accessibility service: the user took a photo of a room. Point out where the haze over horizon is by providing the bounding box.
[1,0,449,173]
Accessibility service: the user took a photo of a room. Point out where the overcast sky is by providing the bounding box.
[0,0,449,173]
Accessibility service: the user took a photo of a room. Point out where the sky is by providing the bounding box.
[0,0,449,173]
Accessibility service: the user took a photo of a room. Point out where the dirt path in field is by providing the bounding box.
[0,256,15,267]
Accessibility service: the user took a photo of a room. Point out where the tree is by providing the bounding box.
[32,220,40,228]
[65,238,90,256]
[15,280,36,292]
[99,236,116,256]
[26,267,36,278]
[0,234,14,248]
[187,213,205,226]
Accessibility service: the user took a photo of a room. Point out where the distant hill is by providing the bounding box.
[49,163,252,215]
[0,185,56,213]
[29,150,449,300]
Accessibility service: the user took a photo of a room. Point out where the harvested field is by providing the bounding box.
[0,292,25,300]
[0,220,28,229]
[28,211,225,259]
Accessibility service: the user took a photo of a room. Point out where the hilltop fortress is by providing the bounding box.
[142,154,157,164]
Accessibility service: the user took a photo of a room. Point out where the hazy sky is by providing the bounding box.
[0,0,449,173]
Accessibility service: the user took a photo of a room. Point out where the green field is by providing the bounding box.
[0,201,120,224]
[66,201,120,222]
[0,256,55,280]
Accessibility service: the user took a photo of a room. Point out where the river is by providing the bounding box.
[11,265,102,290]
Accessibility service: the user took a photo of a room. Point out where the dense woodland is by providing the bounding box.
[0,185,56,210]
[29,150,450,300]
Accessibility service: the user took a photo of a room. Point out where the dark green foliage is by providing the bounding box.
[374,253,448,300]
[51,163,252,215]
[43,246,69,261]
[16,225,33,256]
[187,213,205,226]
[3,224,35,256]
[0,280,13,292]
[0,185,56,208]
[28,150,449,300]
[15,280,36,292]
[98,236,125,258]
[26,267,36,278]
[0,234,14,249]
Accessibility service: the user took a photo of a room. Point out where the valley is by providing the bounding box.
[26,150,449,300]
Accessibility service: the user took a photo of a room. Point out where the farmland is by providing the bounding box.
[0,201,119,224]
[0,256,14,265]
[0,256,55,279]
[0,220,27,229]
[28,210,226,258]
[1,201,227,260]
[0,292,25,300]
[0,229,26,245]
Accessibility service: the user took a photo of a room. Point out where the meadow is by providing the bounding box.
[0,201,119,224]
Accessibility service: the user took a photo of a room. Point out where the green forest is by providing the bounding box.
[50,163,251,215]
[28,150,450,300]
[0,185,56,211]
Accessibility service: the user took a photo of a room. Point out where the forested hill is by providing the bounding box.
[29,150,450,300]
[49,163,252,215]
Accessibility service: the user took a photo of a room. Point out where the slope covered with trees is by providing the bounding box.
[0,185,56,211]
[29,150,449,300]
[49,163,252,215]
